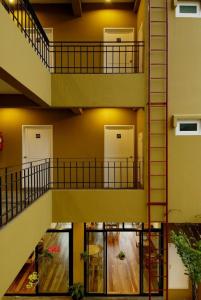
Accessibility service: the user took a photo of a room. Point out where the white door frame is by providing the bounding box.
[22,125,53,166]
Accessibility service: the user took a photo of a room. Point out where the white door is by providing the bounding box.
[103,28,135,73]
[22,125,53,187]
[104,125,134,188]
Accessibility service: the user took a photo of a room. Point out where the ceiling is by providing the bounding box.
[0,79,21,94]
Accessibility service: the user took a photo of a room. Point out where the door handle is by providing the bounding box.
[24,156,27,159]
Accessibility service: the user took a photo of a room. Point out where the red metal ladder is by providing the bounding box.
[148,0,168,299]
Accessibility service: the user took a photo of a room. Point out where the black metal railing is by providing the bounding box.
[1,0,49,67]
[50,158,143,189]
[0,0,145,74]
[0,159,50,227]
[49,41,144,74]
[0,157,143,227]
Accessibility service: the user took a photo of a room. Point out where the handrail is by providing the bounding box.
[0,0,144,73]
[0,157,144,227]
[0,0,49,67]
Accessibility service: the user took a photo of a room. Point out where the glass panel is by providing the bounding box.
[105,222,123,229]
[144,222,161,229]
[124,222,142,229]
[86,232,104,293]
[86,222,103,230]
[37,232,69,293]
[107,231,139,294]
[6,252,36,294]
[142,232,161,293]
[49,222,72,230]
[180,123,198,131]
[180,5,197,13]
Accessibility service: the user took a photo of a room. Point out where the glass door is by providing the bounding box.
[107,231,140,294]
[37,231,70,293]
[142,231,162,294]
[85,231,105,294]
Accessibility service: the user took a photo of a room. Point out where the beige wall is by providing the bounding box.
[52,189,147,222]
[0,107,139,168]
[168,0,201,223]
[0,6,51,106]
[73,223,84,284]
[34,3,137,41]
[51,74,146,107]
[0,191,52,298]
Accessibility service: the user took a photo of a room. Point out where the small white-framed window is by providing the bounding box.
[176,2,200,18]
[176,120,200,135]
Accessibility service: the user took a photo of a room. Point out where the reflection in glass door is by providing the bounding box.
[142,232,162,293]
[86,231,105,293]
[85,222,163,296]
[107,231,139,294]
[37,231,70,293]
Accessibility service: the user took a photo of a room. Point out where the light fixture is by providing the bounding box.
[105,0,111,3]
[8,0,15,4]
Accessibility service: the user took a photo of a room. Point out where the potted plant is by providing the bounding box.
[171,230,201,300]
[69,283,84,300]
[117,250,126,260]
[80,251,89,262]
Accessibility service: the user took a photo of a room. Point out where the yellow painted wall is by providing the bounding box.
[34,4,137,41]
[0,191,52,298]
[0,107,138,168]
[52,189,147,222]
[168,0,201,223]
[0,6,51,106]
[51,74,146,108]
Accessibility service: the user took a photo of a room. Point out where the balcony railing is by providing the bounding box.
[51,158,143,189]
[0,0,144,74]
[0,158,143,227]
[0,159,50,227]
[49,41,144,74]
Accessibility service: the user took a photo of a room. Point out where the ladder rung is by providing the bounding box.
[151,49,167,51]
[149,102,167,105]
[150,77,166,80]
[150,91,166,93]
[151,20,166,23]
[150,160,166,162]
[150,146,166,148]
[151,35,166,37]
[150,133,165,135]
[150,6,166,9]
[150,119,166,122]
[150,174,166,176]
[147,202,167,206]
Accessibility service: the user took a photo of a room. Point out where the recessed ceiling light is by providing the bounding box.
[105,0,111,3]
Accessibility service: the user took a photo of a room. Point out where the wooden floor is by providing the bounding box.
[107,232,139,294]
[87,231,159,294]
[6,232,69,294]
